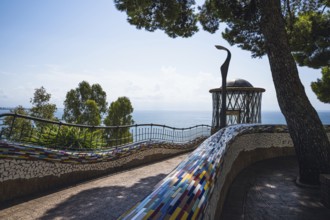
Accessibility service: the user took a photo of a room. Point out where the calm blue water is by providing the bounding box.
[1,109,329,128]
[135,111,330,127]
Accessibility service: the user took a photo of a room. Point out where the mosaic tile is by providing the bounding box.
[1,124,329,219]
[120,124,330,219]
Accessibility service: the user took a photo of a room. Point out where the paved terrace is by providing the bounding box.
[0,154,189,220]
[221,156,330,220]
[1,155,329,220]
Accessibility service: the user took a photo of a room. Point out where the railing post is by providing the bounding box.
[162,125,165,141]
[55,123,61,148]
[90,126,94,149]
[8,114,17,139]
[189,127,192,142]
[135,124,138,142]
[116,126,119,146]
[202,125,205,137]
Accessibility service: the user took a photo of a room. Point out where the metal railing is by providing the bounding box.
[0,113,211,151]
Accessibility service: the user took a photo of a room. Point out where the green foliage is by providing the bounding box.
[311,66,330,103]
[80,100,101,126]
[205,0,329,59]
[104,97,134,145]
[31,125,105,149]
[7,105,29,115]
[104,97,134,126]
[289,11,330,69]
[198,0,269,58]
[1,85,137,149]
[2,106,32,141]
[114,0,329,61]
[30,86,57,120]
[63,81,108,125]
[114,0,198,38]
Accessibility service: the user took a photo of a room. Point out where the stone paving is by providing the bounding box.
[2,154,330,220]
[0,153,189,220]
[221,156,330,220]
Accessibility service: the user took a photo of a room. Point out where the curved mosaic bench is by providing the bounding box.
[120,124,330,220]
[0,138,205,203]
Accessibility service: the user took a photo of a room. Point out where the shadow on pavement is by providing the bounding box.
[221,156,330,220]
[39,173,167,220]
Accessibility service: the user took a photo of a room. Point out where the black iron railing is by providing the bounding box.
[0,113,211,150]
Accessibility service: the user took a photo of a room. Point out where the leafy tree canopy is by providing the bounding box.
[63,81,108,125]
[30,86,57,120]
[104,96,134,126]
[311,66,330,103]
[114,0,198,38]
[9,105,29,115]
[104,96,134,146]
[4,106,32,140]
[289,10,330,68]
[115,0,329,63]
[80,99,101,126]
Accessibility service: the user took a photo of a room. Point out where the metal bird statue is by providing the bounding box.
[215,45,231,129]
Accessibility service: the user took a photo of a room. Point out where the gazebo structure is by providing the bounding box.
[209,79,265,131]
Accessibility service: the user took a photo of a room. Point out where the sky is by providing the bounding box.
[0,0,328,112]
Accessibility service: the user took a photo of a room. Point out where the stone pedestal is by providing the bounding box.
[320,174,330,208]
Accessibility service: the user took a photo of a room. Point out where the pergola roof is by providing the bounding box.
[226,79,253,87]
[209,78,265,93]
[209,87,265,93]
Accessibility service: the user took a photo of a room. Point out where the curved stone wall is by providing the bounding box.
[120,125,330,220]
[1,124,329,218]
[0,138,205,203]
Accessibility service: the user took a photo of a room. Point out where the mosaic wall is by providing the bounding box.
[0,138,204,182]
[1,125,329,217]
[120,125,330,220]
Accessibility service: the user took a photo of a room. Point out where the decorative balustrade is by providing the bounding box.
[0,113,211,202]
[0,113,211,150]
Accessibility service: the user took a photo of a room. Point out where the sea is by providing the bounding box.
[0,109,329,128]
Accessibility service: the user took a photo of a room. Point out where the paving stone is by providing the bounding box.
[221,156,330,219]
[0,153,188,220]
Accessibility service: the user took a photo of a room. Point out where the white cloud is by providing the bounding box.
[160,66,177,75]
[8,61,325,112]
[0,89,8,99]
[3,64,218,111]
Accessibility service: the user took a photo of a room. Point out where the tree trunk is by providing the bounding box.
[259,0,330,185]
